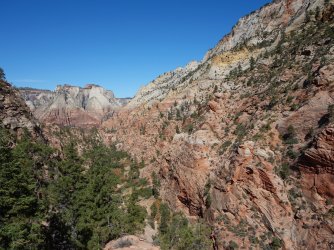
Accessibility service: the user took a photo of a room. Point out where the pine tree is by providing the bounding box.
[0,67,5,80]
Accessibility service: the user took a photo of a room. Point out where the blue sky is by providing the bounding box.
[0,0,271,97]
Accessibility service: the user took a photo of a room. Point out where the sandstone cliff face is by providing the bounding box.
[127,0,327,110]
[101,0,334,249]
[203,0,313,59]
[20,84,130,127]
[298,125,334,201]
[0,81,44,139]
[127,61,200,108]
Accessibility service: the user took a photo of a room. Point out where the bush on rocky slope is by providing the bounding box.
[150,201,212,250]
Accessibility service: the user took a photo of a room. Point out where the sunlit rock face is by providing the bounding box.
[102,0,334,249]
[20,84,130,127]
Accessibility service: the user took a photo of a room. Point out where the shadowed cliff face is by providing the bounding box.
[100,0,334,249]
[20,84,131,127]
[0,81,44,140]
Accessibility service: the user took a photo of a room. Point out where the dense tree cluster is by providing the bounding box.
[150,202,212,250]
[0,127,147,250]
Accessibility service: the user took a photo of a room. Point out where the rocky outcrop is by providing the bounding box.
[204,0,314,59]
[298,125,334,200]
[127,61,200,108]
[0,81,44,139]
[298,125,334,172]
[20,84,130,127]
[104,235,159,250]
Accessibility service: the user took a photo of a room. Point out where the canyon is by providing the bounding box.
[1,0,334,249]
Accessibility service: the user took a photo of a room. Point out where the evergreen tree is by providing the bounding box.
[250,56,255,70]
[0,128,53,249]
[0,67,5,80]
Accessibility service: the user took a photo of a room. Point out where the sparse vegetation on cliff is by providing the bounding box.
[150,202,212,250]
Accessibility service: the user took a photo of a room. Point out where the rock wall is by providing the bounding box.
[20,84,130,127]
[0,81,44,139]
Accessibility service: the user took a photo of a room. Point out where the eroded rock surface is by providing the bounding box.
[0,81,44,139]
[101,0,334,249]
[20,84,131,127]
[298,125,334,200]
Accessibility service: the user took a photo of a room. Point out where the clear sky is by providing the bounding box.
[1,0,271,98]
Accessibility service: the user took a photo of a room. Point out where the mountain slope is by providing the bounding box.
[127,0,328,109]
[101,0,334,249]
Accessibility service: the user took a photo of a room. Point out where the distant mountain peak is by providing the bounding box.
[20,84,131,127]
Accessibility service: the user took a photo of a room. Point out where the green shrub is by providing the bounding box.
[305,127,314,140]
[228,240,239,249]
[328,207,334,217]
[282,125,298,144]
[270,237,282,250]
[159,211,211,250]
[152,172,161,198]
[249,57,256,70]
[267,96,278,110]
[286,147,298,159]
[278,163,290,180]
[0,67,5,80]
[135,187,153,199]
[159,203,171,234]
[175,125,181,134]
[184,124,194,134]
[328,104,334,122]
[220,140,232,155]
[260,123,271,132]
[290,103,299,111]
[286,96,294,103]
[234,124,247,140]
